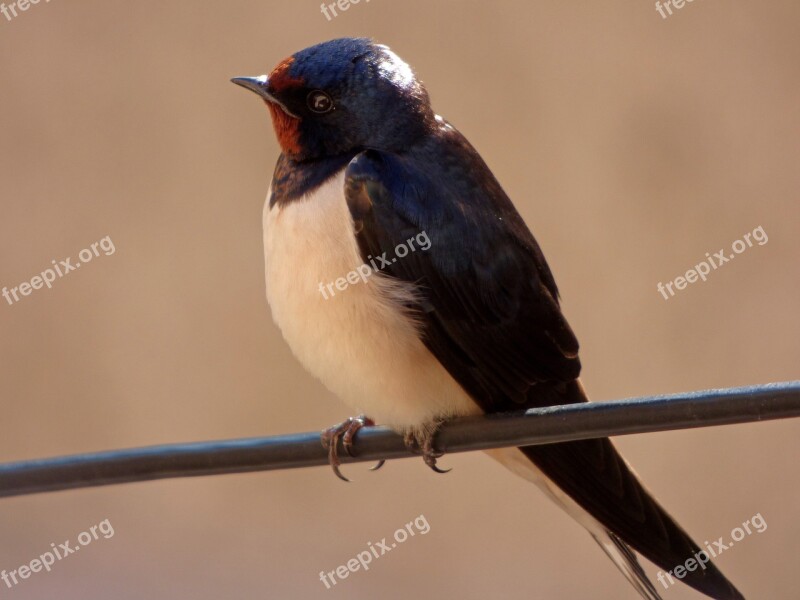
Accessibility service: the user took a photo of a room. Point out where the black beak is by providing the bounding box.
[231,74,301,118]
[231,75,271,100]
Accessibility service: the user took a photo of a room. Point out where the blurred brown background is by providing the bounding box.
[0,1,798,598]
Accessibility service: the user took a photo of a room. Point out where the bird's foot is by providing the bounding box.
[320,415,385,482]
[403,418,451,474]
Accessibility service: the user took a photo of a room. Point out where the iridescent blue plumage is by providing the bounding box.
[234,38,744,600]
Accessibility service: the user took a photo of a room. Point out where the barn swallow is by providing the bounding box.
[232,38,744,600]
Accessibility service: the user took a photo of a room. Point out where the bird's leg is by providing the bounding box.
[320,415,385,482]
[403,418,451,474]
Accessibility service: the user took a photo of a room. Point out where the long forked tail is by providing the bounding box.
[593,530,664,600]
[486,380,745,600]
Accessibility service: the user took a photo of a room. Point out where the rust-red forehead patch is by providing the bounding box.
[269,56,303,91]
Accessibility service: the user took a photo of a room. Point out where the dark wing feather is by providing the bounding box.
[345,144,581,408]
[343,129,743,600]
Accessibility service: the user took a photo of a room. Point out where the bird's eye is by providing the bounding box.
[307,90,334,114]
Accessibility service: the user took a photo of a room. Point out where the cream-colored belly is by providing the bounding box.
[262,169,481,432]
[261,171,629,582]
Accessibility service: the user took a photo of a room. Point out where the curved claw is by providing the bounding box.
[369,459,386,471]
[321,415,381,482]
[341,416,374,456]
[328,441,351,482]
[427,462,452,474]
[331,465,351,482]
[330,461,351,482]
[404,418,452,475]
[422,442,451,474]
[321,426,351,482]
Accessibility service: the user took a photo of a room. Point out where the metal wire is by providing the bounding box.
[0,381,798,498]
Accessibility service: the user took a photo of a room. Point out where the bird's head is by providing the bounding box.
[232,38,434,161]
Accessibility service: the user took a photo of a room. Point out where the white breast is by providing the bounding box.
[263,172,613,566]
[262,169,481,432]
